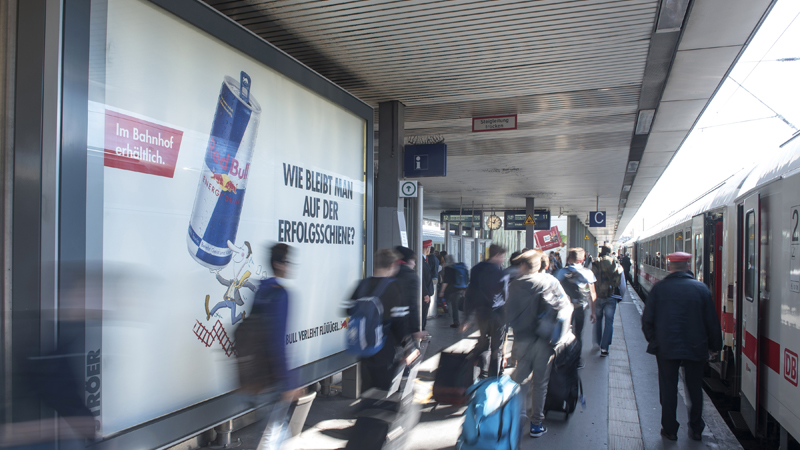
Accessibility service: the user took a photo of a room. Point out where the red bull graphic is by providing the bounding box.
[187,72,261,269]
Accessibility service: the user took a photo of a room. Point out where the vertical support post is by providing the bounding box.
[341,364,360,399]
[444,220,450,252]
[416,185,424,327]
[525,197,535,249]
[376,100,405,251]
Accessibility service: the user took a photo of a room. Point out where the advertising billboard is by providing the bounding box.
[534,226,564,251]
[86,0,368,437]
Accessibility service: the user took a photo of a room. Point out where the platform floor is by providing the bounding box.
[230,286,741,450]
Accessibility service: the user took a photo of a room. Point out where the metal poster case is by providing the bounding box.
[82,0,372,444]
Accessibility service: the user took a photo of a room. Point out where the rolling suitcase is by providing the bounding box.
[345,339,428,450]
[432,350,478,406]
[543,333,584,417]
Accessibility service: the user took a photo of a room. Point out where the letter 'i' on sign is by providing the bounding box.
[399,180,418,198]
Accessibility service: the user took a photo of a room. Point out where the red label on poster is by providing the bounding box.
[534,226,562,251]
[104,110,183,178]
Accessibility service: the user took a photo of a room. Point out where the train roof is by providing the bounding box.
[636,168,751,242]
[736,133,800,201]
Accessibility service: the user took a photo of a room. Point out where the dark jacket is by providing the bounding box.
[395,264,422,333]
[465,261,507,318]
[620,255,632,273]
[426,254,440,281]
[253,277,295,389]
[642,271,723,360]
[421,257,435,297]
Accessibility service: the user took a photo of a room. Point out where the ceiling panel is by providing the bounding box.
[679,0,772,50]
[660,46,743,101]
[650,99,707,132]
[643,131,688,152]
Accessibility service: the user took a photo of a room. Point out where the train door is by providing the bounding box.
[692,215,704,283]
[740,194,760,435]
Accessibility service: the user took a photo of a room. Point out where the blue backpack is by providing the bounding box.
[345,278,393,357]
[453,262,470,289]
[459,376,521,450]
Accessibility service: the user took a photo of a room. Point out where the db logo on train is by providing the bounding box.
[785,349,799,387]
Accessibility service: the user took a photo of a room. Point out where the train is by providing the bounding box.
[625,134,800,443]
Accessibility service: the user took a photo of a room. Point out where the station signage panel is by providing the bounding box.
[590,211,607,227]
[472,114,517,132]
[404,144,447,178]
[440,210,483,230]
[504,209,550,231]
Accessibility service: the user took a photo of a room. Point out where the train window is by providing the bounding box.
[661,236,667,268]
[674,232,683,252]
[745,211,756,302]
[685,229,692,255]
[695,233,703,282]
[667,233,674,255]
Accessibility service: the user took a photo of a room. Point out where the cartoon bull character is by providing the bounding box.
[205,240,262,325]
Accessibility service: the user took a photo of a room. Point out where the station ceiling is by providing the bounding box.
[204,0,773,243]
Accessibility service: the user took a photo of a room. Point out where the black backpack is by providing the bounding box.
[234,283,282,395]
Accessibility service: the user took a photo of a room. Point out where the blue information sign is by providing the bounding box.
[589,211,606,227]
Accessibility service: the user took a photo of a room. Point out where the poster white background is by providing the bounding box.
[89,0,367,435]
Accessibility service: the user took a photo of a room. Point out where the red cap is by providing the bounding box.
[667,252,691,262]
[423,240,433,248]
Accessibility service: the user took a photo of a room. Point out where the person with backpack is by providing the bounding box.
[346,248,416,391]
[556,247,597,368]
[236,243,302,450]
[591,245,623,356]
[439,254,470,328]
[505,249,573,438]
[462,244,509,379]
[394,245,426,341]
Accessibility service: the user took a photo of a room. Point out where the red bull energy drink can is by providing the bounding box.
[187,72,260,269]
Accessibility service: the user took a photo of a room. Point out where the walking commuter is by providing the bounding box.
[506,250,572,438]
[439,254,470,328]
[621,253,632,286]
[420,241,436,331]
[556,247,597,368]
[462,244,509,378]
[348,249,416,391]
[591,246,623,356]
[394,246,426,340]
[583,252,594,270]
[642,252,722,441]
[242,243,302,450]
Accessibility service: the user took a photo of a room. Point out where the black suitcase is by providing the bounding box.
[432,350,478,406]
[345,339,428,450]
[544,335,583,417]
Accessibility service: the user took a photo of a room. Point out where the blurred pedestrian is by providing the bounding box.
[348,249,416,391]
[591,246,622,356]
[620,253,632,287]
[421,240,436,331]
[556,247,597,368]
[463,244,509,378]
[439,254,470,328]
[642,252,722,441]
[506,249,572,438]
[395,246,425,340]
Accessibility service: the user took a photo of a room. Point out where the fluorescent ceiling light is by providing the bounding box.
[656,0,690,33]
[622,184,631,192]
[627,161,640,173]
[635,109,655,135]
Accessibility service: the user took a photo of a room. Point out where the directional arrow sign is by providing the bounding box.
[399,180,418,197]
[589,211,606,227]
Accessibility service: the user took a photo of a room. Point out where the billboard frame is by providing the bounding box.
[51,0,375,448]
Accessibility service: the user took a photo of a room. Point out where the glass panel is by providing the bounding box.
[685,229,692,255]
[674,232,683,252]
[695,233,704,282]
[668,233,674,255]
[745,211,756,302]
[661,236,667,268]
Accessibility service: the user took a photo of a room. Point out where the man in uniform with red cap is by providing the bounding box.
[421,240,438,331]
[642,252,722,442]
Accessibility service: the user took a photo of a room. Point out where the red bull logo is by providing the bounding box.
[210,172,237,194]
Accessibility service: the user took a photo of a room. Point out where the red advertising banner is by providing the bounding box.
[534,226,563,250]
[104,110,184,178]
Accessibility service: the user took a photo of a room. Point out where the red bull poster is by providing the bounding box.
[535,226,563,250]
[86,0,367,436]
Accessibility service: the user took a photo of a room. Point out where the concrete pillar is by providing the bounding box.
[376,101,405,252]
[525,198,535,249]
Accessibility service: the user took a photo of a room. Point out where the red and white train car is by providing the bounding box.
[631,135,800,442]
